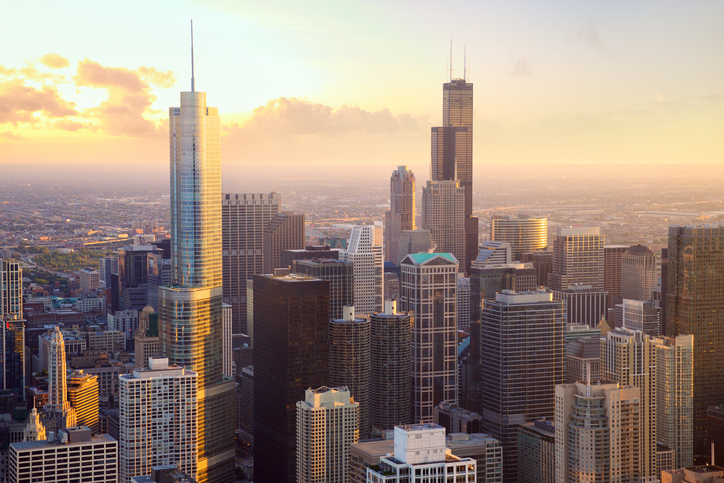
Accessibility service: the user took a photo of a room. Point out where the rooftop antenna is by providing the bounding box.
[464,35,467,81]
[190,20,195,92]
[449,39,453,81]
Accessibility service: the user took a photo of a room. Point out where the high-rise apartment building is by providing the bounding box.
[480,290,565,483]
[548,227,605,291]
[222,192,281,334]
[158,75,235,482]
[263,212,305,273]
[555,381,643,482]
[422,180,467,273]
[400,253,459,423]
[1,315,25,397]
[369,300,412,435]
[666,224,724,459]
[296,386,359,483]
[431,77,478,275]
[329,307,371,439]
[341,223,384,316]
[654,334,694,469]
[621,298,660,335]
[119,358,198,483]
[621,244,658,302]
[491,216,548,261]
[604,245,628,308]
[565,337,601,384]
[67,370,99,434]
[1,259,22,318]
[44,326,77,429]
[385,166,416,264]
[79,268,100,293]
[253,271,330,483]
[600,328,657,478]
[293,258,354,320]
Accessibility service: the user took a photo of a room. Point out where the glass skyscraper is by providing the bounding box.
[159,84,235,482]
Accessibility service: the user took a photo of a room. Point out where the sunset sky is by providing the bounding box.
[1,0,722,178]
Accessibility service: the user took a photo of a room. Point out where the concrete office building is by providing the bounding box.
[398,229,435,264]
[79,268,100,294]
[491,216,547,261]
[369,301,413,435]
[666,224,724,459]
[548,227,605,291]
[422,180,467,273]
[471,241,512,267]
[400,253,459,423]
[365,424,477,482]
[480,290,566,483]
[263,212,305,274]
[385,166,416,265]
[222,192,281,334]
[621,244,658,302]
[600,328,657,478]
[119,358,198,483]
[552,284,608,326]
[9,427,118,483]
[329,307,371,439]
[517,419,555,483]
[253,271,330,483]
[555,381,643,482]
[293,258,354,320]
[469,263,537,307]
[67,370,99,434]
[341,223,384,317]
[654,334,694,469]
[434,401,482,435]
[621,298,661,336]
[296,386,359,483]
[604,245,628,308]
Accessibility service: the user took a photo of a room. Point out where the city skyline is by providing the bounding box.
[1,0,722,174]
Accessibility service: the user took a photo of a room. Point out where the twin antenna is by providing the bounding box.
[448,38,468,81]
[190,20,195,92]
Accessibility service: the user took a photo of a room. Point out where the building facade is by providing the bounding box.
[490,216,547,261]
[341,223,384,317]
[603,245,628,308]
[67,370,99,434]
[621,244,658,302]
[263,212,305,274]
[548,227,605,291]
[386,166,416,265]
[1,259,22,318]
[421,180,467,273]
[293,258,354,320]
[400,253,459,424]
[517,420,555,483]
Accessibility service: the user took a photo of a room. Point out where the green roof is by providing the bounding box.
[407,253,457,264]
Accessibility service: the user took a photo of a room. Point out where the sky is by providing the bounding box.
[1,0,723,180]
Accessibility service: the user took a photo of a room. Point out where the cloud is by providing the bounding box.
[0,131,25,141]
[231,97,421,138]
[39,53,70,69]
[567,23,612,54]
[73,59,177,137]
[0,79,77,124]
[53,120,85,131]
[511,58,532,77]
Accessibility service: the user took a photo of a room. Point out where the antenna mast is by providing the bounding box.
[191,20,195,92]
[449,39,453,81]
[464,37,467,81]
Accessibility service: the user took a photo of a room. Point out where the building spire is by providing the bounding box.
[191,20,195,92]
[449,39,453,81]
[463,36,467,81]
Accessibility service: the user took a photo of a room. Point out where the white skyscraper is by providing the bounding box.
[296,386,359,483]
[119,357,198,483]
[400,253,459,423]
[341,223,384,316]
[44,326,76,429]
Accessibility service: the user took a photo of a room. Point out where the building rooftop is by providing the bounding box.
[405,253,457,265]
[11,428,115,451]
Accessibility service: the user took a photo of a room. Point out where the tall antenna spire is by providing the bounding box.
[463,36,467,81]
[190,20,195,92]
[449,39,453,81]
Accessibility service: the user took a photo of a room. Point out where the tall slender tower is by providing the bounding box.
[430,75,478,274]
[385,166,416,264]
[158,26,235,482]
[44,326,76,429]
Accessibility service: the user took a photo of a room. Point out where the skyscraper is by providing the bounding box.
[292,258,354,320]
[118,245,162,311]
[548,227,605,291]
[400,253,459,424]
[296,386,359,483]
[480,290,565,483]
[329,307,370,438]
[44,326,77,429]
[603,245,628,308]
[222,192,281,335]
[253,271,330,483]
[341,223,384,316]
[653,334,694,469]
[385,166,416,264]
[666,224,724,458]
[119,358,198,483]
[422,180,467,270]
[1,315,25,397]
[369,300,412,436]
[263,212,305,273]
[157,58,235,482]
[67,370,99,434]
[134,305,160,369]
[1,259,22,318]
[430,77,478,274]
[600,328,657,478]
[621,244,657,302]
[490,216,548,261]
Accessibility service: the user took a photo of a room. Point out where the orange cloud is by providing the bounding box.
[72,59,176,137]
[53,120,85,131]
[39,53,70,69]
[0,78,76,124]
[0,131,25,141]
